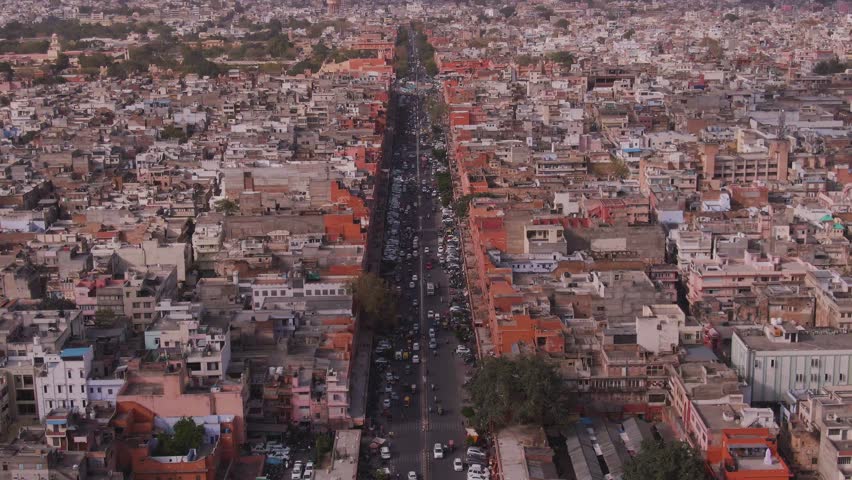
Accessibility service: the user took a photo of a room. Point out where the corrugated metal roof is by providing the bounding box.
[565,424,604,480]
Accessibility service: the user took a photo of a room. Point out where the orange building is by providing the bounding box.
[707,429,791,480]
[127,437,221,480]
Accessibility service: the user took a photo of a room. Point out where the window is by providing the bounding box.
[796,373,804,382]
[67,370,72,379]
[97,387,102,393]
[770,359,775,368]
[48,401,53,409]
[43,386,48,393]
[839,457,852,465]
[107,389,113,395]
[811,374,819,382]
[812,358,820,367]
[57,385,63,393]
[79,370,84,378]
[754,360,761,368]
[68,385,73,393]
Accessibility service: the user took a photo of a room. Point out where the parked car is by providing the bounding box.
[380,446,391,460]
[291,461,303,480]
[456,345,471,355]
[453,458,464,471]
[303,461,314,479]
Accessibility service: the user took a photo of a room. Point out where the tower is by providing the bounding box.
[327,0,341,15]
[47,33,61,60]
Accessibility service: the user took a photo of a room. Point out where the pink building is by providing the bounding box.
[116,358,248,445]
[686,253,808,307]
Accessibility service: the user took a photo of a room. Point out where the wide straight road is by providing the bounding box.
[364,26,473,480]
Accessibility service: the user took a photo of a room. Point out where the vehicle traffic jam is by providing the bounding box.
[366,27,488,480]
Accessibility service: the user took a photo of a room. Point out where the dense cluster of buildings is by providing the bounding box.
[0,0,851,479]
[0,2,402,479]
[418,1,852,479]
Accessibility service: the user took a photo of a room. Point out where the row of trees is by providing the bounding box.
[0,18,173,42]
[411,23,438,76]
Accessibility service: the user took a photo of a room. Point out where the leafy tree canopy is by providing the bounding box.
[349,273,398,331]
[466,355,570,431]
[814,57,848,75]
[155,417,205,456]
[624,440,710,480]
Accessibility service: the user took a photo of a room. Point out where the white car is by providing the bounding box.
[456,345,471,355]
[433,443,444,459]
[453,458,464,471]
[412,274,419,282]
[413,342,420,351]
[469,464,489,476]
[382,398,391,409]
[424,247,430,254]
[409,281,416,289]
[303,461,314,479]
[412,355,420,364]
[380,446,391,460]
[407,472,417,480]
[427,310,435,319]
[291,461,303,480]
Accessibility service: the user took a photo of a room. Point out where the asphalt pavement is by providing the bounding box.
[363,30,475,480]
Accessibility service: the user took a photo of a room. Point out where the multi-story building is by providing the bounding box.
[0,310,83,419]
[144,302,231,386]
[668,229,713,272]
[686,253,808,308]
[34,346,93,420]
[807,269,852,329]
[731,322,852,403]
[700,134,789,184]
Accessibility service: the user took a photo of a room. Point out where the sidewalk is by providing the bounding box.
[348,328,373,426]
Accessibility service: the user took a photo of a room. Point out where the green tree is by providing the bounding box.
[52,53,70,73]
[813,57,848,75]
[466,355,570,432]
[0,62,12,81]
[623,440,709,480]
[499,5,516,17]
[723,13,739,21]
[548,51,574,68]
[160,125,188,143]
[534,5,554,19]
[314,432,333,463]
[38,297,76,311]
[93,309,116,326]
[214,198,239,216]
[349,273,398,331]
[156,417,206,456]
[623,28,635,39]
[555,18,569,30]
